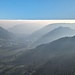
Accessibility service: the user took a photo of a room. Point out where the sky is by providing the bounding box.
[0,0,75,20]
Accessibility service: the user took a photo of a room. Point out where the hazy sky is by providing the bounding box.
[0,20,75,29]
[0,0,75,19]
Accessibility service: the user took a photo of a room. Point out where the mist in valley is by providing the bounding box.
[1,21,75,75]
[1,0,75,74]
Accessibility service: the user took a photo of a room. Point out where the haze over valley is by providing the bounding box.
[0,21,75,75]
[1,0,75,75]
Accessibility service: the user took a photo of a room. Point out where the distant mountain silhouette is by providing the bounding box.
[34,26,75,46]
[0,26,13,39]
[28,23,75,41]
[8,23,44,35]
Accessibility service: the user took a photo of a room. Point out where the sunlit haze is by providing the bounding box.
[0,20,75,29]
